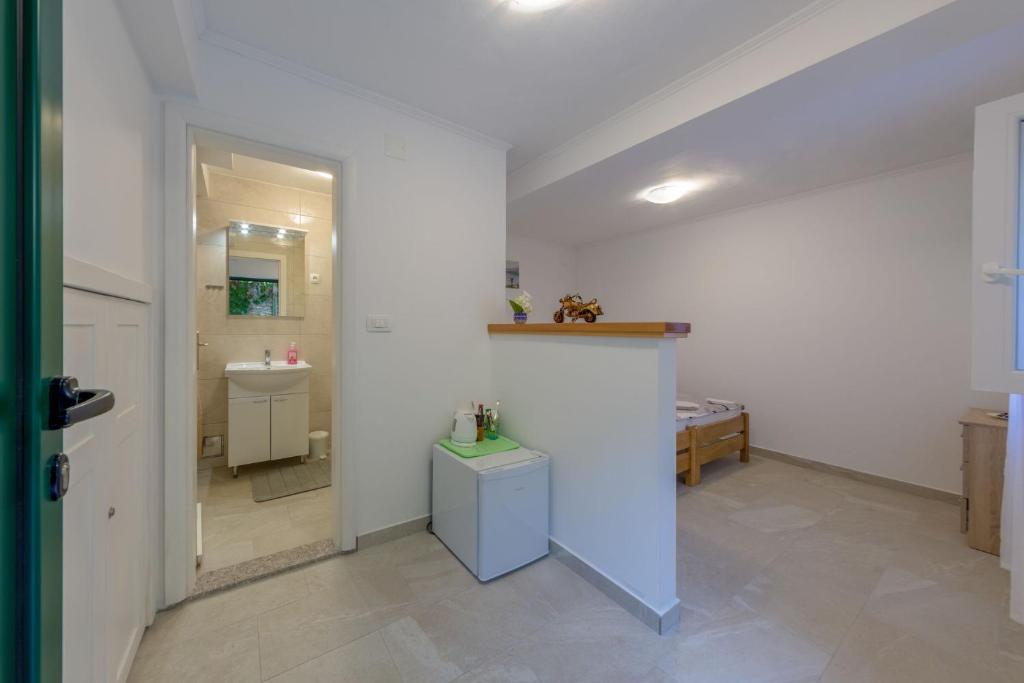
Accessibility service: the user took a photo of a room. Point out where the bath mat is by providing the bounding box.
[251,459,330,502]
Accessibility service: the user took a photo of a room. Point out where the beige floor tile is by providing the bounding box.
[128,618,260,683]
[733,529,891,651]
[133,455,1024,683]
[144,569,309,647]
[821,611,1023,683]
[380,616,465,683]
[728,503,823,533]
[267,631,401,683]
[657,609,829,683]
[476,604,673,683]
[198,462,333,576]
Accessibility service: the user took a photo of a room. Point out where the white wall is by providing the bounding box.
[492,334,678,623]
[577,157,1005,493]
[64,0,159,284]
[505,233,577,322]
[187,42,508,536]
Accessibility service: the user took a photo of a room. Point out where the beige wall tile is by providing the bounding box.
[208,171,302,216]
[302,295,332,335]
[199,378,228,425]
[307,255,331,292]
[299,190,332,220]
[309,374,332,416]
[197,197,297,233]
[305,219,333,259]
[300,334,332,375]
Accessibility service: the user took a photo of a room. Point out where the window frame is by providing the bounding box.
[973,91,1024,393]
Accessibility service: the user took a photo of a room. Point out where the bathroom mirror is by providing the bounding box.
[227,221,306,318]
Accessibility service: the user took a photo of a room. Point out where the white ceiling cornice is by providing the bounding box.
[507,0,843,175]
[507,0,958,202]
[196,26,513,153]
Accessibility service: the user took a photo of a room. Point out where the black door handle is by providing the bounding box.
[48,376,116,430]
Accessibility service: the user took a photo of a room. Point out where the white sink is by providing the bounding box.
[225,361,312,396]
[225,360,312,376]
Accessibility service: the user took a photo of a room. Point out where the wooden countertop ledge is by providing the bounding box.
[487,322,690,339]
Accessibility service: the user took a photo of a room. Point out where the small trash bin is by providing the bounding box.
[309,430,329,460]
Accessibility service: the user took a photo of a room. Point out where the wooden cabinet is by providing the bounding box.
[960,408,1008,556]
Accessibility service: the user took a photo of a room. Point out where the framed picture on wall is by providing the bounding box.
[506,260,520,289]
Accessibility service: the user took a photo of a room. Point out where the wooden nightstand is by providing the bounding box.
[959,408,1008,555]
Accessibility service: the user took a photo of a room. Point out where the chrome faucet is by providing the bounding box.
[264,349,271,367]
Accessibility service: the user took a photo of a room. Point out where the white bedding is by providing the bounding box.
[675,400,744,432]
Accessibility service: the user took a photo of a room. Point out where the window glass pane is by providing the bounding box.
[229,278,280,316]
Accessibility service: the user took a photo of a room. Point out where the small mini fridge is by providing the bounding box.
[431,444,550,581]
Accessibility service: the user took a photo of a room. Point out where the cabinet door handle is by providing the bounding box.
[273,397,287,402]
[252,399,268,404]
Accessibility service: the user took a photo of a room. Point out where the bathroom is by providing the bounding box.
[193,133,336,582]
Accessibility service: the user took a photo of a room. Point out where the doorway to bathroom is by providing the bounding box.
[178,125,347,594]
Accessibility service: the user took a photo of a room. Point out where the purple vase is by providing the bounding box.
[513,311,528,324]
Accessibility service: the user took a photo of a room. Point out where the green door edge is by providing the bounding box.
[4,0,63,681]
[1,0,18,678]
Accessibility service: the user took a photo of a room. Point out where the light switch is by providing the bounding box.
[366,314,392,332]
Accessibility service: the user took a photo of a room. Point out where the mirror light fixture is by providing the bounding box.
[312,170,333,179]
[640,180,704,205]
[277,228,288,237]
[238,222,250,235]
[509,0,571,12]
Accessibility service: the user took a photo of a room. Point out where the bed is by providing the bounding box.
[675,408,749,486]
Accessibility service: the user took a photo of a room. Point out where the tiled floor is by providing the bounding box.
[197,459,333,575]
[133,455,1024,682]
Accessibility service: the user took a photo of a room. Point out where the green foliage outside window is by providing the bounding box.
[229,278,279,316]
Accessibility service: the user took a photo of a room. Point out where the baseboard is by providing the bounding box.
[750,447,960,505]
[549,538,680,635]
[357,514,431,550]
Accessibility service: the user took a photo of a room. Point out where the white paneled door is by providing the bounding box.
[62,288,148,683]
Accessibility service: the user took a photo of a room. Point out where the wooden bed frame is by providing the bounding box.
[676,412,749,486]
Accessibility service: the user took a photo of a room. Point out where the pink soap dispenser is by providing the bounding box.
[287,341,299,365]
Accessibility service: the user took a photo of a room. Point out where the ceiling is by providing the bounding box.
[508,1,1024,246]
[198,0,817,170]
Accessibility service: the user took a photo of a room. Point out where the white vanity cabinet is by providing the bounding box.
[228,396,270,467]
[271,392,310,460]
[225,362,312,474]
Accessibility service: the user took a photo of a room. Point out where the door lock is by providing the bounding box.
[50,453,70,501]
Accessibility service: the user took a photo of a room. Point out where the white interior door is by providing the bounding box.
[973,91,1024,393]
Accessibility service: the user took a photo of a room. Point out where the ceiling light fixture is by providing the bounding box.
[509,0,571,13]
[640,180,703,205]
[277,228,288,237]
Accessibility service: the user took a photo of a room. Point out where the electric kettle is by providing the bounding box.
[451,406,477,447]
